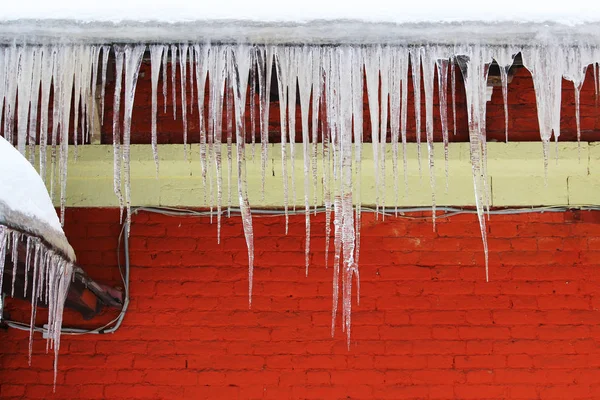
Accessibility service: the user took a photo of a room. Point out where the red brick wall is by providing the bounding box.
[103,60,600,145]
[2,208,600,399]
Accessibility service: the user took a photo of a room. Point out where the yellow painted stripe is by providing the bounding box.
[38,142,593,208]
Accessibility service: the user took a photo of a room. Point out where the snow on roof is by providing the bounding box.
[2,0,600,24]
[0,136,75,261]
[2,1,600,45]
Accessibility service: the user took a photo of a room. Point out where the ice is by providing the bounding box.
[410,47,423,178]
[563,45,592,157]
[379,48,390,220]
[457,45,492,281]
[421,47,437,227]
[112,47,125,218]
[150,45,165,174]
[436,56,450,191]
[493,47,517,143]
[208,46,227,242]
[162,45,168,113]
[522,45,564,176]
[297,46,313,275]
[257,46,273,200]
[27,48,42,165]
[274,47,290,233]
[194,44,210,199]
[388,47,402,214]
[121,45,145,229]
[226,52,233,218]
[311,49,322,213]
[249,49,257,158]
[170,45,177,120]
[364,46,381,215]
[100,46,110,129]
[179,44,189,161]
[451,57,457,136]
[230,44,255,305]
[4,39,600,353]
[351,47,364,267]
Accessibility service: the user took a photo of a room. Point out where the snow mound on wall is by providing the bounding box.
[2,0,600,24]
[0,136,75,261]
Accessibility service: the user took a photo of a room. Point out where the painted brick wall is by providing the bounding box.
[2,208,600,399]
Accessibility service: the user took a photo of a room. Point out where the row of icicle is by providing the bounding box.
[0,226,74,387]
[0,42,597,347]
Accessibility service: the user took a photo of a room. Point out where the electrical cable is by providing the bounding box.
[4,203,600,335]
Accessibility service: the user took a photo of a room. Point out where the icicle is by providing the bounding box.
[149,45,165,175]
[297,46,313,275]
[231,45,255,306]
[593,62,599,103]
[274,47,290,233]
[189,47,195,117]
[162,45,168,114]
[436,57,450,191]
[179,44,189,161]
[72,47,83,155]
[99,46,110,125]
[57,46,76,224]
[194,45,210,200]
[170,45,177,120]
[28,243,40,366]
[522,45,564,179]
[250,49,257,159]
[457,45,492,281]
[494,46,517,143]
[399,48,410,195]
[0,226,73,387]
[364,46,381,215]
[0,228,7,303]
[388,47,402,215]
[122,45,145,229]
[24,237,32,297]
[112,48,125,219]
[563,45,591,160]
[16,48,34,155]
[3,46,19,146]
[287,49,298,212]
[379,48,390,220]
[226,51,234,218]
[410,47,423,177]
[311,49,322,213]
[88,45,100,144]
[208,46,227,241]
[27,48,42,165]
[326,47,358,347]
[451,56,457,136]
[38,46,55,183]
[258,47,273,201]
[351,46,364,273]
[11,231,19,297]
[321,55,332,271]
[420,46,437,228]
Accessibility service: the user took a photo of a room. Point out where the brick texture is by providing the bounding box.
[2,208,600,399]
[100,60,600,145]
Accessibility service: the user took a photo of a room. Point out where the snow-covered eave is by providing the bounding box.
[0,203,76,262]
[3,20,600,45]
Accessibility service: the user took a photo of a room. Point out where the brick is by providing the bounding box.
[4,209,600,399]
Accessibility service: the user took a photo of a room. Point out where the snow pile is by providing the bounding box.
[0,136,75,261]
[0,135,75,386]
[0,41,596,345]
[1,0,600,24]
